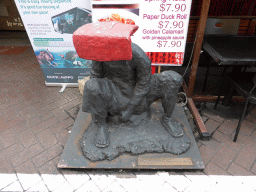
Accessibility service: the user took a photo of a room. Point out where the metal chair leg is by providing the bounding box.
[214,84,223,110]
[202,61,211,93]
[214,67,228,110]
[233,96,251,142]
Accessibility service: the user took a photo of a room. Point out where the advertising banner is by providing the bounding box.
[92,0,192,66]
[14,0,92,84]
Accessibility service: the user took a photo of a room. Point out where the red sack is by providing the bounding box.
[73,22,138,61]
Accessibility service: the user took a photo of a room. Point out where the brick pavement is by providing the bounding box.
[0,47,256,191]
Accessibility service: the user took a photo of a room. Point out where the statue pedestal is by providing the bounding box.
[58,103,204,169]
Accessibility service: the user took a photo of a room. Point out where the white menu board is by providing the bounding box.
[92,0,192,66]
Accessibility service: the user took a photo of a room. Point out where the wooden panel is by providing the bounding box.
[191,0,256,17]
[186,17,256,43]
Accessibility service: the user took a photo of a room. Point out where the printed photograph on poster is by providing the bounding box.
[92,2,140,29]
[35,48,92,69]
[36,48,92,84]
[52,7,92,34]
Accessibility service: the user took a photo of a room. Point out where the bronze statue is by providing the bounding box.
[82,43,183,148]
[73,22,190,161]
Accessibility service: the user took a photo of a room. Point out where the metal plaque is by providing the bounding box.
[138,157,193,166]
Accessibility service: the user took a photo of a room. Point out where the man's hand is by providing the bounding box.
[120,104,135,122]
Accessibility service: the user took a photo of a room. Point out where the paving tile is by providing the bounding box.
[12,116,41,133]
[246,112,256,124]
[233,143,256,170]
[157,182,178,192]
[36,128,58,149]
[55,129,70,147]
[162,175,191,192]
[41,174,67,192]
[0,159,15,174]
[63,173,90,190]
[206,177,244,192]
[204,119,221,134]
[36,109,54,122]
[11,143,44,167]
[15,160,42,190]
[239,120,256,136]
[61,90,78,101]
[1,180,23,192]
[53,181,74,192]
[115,178,142,192]
[38,155,61,175]
[33,98,54,109]
[183,184,207,192]
[251,162,256,174]
[50,118,74,134]
[181,170,206,176]
[198,139,222,165]
[76,180,101,192]
[45,98,69,111]
[51,107,70,121]
[14,97,41,111]
[184,174,217,191]
[212,131,245,150]
[0,116,7,124]
[249,130,256,141]
[0,174,18,190]
[204,162,231,176]
[0,128,18,148]
[0,143,24,161]
[0,102,10,111]
[31,117,59,133]
[102,180,125,192]
[227,162,254,176]
[32,143,63,168]
[65,106,80,120]
[202,111,225,123]
[241,176,256,191]
[27,180,49,192]
[6,90,20,100]
[89,174,116,191]
[137,174,167,191]
[11,121,28,133]
[18,105,37,120]
[217,120,237,137]
[47,91,66,102]
[18,128,38,148]
[61,99,81,111]
[0,117,24,132]
[32,91,52,102]
[211,145,239,170]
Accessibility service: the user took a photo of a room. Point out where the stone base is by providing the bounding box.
[81,106,191,161]
[58,103,205,169]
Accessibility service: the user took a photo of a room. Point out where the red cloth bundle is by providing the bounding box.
[73,22,138,61]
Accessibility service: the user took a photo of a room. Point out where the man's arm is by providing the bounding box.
[120,43,151,121]
[90,61,104,79]
[130,43,152,106]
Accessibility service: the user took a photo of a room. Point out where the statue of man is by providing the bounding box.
[82,42,184,148]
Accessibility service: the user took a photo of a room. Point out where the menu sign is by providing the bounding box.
[92,0,192,66]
